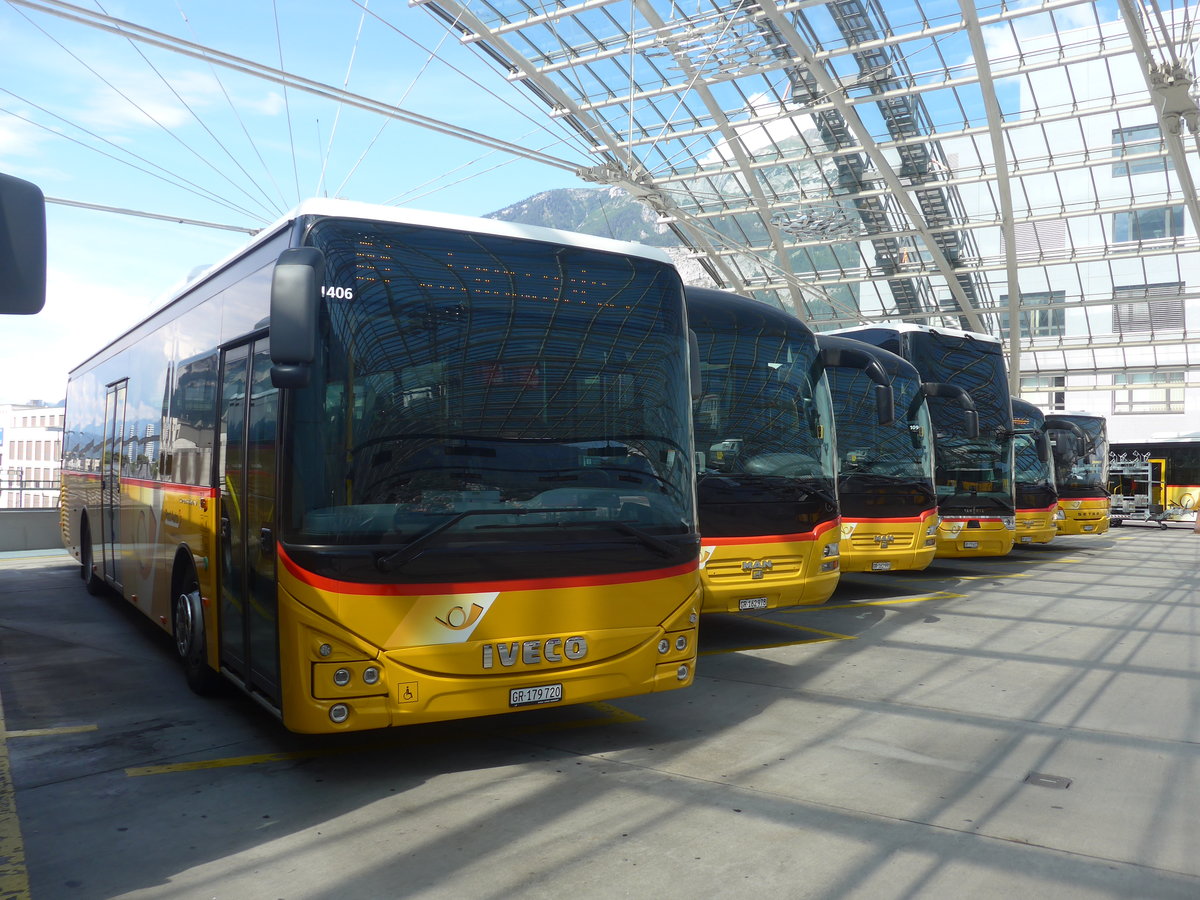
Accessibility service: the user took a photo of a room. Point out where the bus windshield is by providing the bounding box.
[1014,433,1053,487]
[1049,415,1108,495]
[907,331,1013,513]
[831,366,936,516]
[690,297,836,536]
[280,218,697,582]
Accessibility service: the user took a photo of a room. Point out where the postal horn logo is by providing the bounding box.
[436,603,486,631]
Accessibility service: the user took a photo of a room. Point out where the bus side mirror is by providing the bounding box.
[874,382,894,427]
[0,173,47,315]
[688,329,702,402]
[270,247,325,388]
[817,345,893,426]
[963,410,979,439]
[922,382,979,438]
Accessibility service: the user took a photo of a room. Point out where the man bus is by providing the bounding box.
[1011,398,1059,544]
[831,323,1016,557]
[1045,412,1110,535]
[686,287,891,611]
[819,335,977,572]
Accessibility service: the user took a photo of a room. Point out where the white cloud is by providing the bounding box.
[0,266,165,404]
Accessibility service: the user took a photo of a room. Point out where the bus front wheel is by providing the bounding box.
[173,569,224,696]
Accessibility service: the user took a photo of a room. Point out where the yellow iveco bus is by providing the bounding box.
[1045,412,1110,535]
[685,287,891,612]
[1011,398,1059,544]
[832,323,1016,558]
[61,199,701,733]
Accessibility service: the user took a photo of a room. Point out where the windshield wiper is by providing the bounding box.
[375,507,579,572]
[797,483,838,508]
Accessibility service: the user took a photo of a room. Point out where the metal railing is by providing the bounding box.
[1,479,62,510]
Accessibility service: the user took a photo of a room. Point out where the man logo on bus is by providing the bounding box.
[436,603,486,630]
[873,533,896,548]
[742,559,773,580]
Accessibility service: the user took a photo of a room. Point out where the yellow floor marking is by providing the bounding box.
[0,689,31,900]
[700,635,843,656]
[957,572,1032,580]
[5,725,98,739]
[128,748,346,776]
[817,591,966,610]
[127,703,641,776]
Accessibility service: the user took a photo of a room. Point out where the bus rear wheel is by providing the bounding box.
[174,571,224,696]
[80,518,104,596]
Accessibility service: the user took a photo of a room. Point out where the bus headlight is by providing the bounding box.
[822,542,839,557]
[1054,508,1065,521]
[676,664,689,681]
[926,519,939,535]
[329,704,350,723]
[675,635,688,651]
[658,638,670,654]
[362,666,380,685]
[333,668,352,686]
[1002,516,1016,530]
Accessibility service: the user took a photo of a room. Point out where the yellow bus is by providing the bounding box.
[1045,412,1110,535]
[1011,398,1059,544]
[832,324,1016,558]
[61,199,701,733]
[685,287,891,612]
[819,335,977,572]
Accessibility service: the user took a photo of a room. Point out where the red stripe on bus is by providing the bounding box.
[702,518,839,546]
[115,477,218,496]
[277,544,698,596]
[1017,503,1058,513]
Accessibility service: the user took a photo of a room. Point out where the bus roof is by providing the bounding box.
[831,321,1003,347]
[69,199,679,378]
[814,333,920,381]
[180,198,675,289]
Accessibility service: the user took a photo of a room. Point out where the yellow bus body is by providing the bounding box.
[697,520,840,613]
[1015,503,1058,545]
[1056,497,1110,535]
[64,475,700,734]
[276,548,699,733]
[936,516,1015,557]
[838,508,938,572]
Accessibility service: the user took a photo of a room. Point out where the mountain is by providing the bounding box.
[486,185,677,246]
[486,186,716,286]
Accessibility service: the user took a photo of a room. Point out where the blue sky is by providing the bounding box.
[0,0,596,403]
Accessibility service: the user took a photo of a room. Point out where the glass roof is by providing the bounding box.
[415,0,1200,388]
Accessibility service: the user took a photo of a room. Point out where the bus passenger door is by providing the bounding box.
[100,380,128,590]
[1150,459,1166,510]
[217,339,282,707]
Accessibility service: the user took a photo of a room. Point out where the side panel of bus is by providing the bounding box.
[62,235,288,677]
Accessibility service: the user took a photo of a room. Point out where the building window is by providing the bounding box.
[1112,124,1174,176]
[998,290,1066,339]
[1021,375,1065,412]
[1112,206,1185,243]
[1113,371,1185,414]
[1112,282,1185,333]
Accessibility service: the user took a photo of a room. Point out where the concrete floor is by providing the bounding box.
[1,527,1198,899]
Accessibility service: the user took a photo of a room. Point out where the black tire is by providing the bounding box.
[80,519,105,596]
[174,570,225,696]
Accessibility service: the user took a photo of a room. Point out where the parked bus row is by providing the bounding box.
[54,200,1112,735]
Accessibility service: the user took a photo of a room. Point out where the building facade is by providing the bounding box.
[1,403,65,509]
